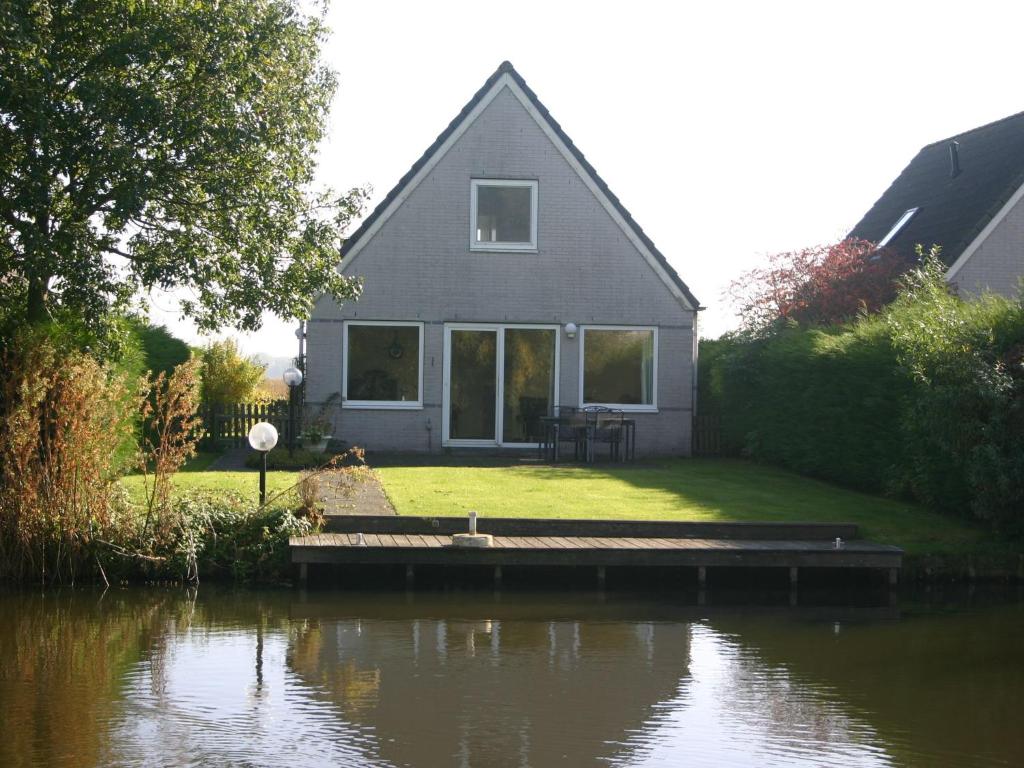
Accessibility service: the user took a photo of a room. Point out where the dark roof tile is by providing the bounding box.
[849,110,1024,266]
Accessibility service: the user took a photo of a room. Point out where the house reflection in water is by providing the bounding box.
[287,606,689,766]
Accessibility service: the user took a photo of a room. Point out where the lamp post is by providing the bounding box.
[248,422,278,505]
[282,366,303,457]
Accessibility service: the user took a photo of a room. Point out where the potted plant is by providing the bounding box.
[302,419,332,454]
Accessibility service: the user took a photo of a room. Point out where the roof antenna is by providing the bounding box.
[949,141,961,178]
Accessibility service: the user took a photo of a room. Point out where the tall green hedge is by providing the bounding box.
[701,259,1024,531]
[701,320,907,493]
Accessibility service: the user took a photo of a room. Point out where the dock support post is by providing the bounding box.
[405,564,415,588]
[789,567,799,586]
[888,568,899,588]
[596,566,606,589]
[697,566,707,587]
[494,565,503,587]
[298,562,308,585]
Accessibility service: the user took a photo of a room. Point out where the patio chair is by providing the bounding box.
[516,396,549,444]
[584,407,625,462]
[550,406,585,462]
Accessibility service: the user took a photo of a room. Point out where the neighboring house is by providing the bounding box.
[304,61,701,455]
[850,110,1024,298]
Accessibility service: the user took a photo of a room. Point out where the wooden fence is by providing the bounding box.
[200,402,300,448]
[692,413,722,456]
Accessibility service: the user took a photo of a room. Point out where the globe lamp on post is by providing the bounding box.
[248,422,278,505]
[282,366,303,457]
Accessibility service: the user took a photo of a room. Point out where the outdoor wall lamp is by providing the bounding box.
[248,422,278,505]
[564,322,578,339]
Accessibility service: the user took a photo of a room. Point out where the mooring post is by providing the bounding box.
[596,566,606,588]
[405,564,415,588]
[298,562,308,585]
[494,565,503,587]
[888,568,899,588]
[697,566,707,587]
[789,566,799,586]
[698,589,707,607]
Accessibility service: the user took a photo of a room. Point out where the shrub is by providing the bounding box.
[162,491,313,582]
[0,336,140,582]
[726,238,911,334]
[702,320,906,492]
[702,249,1024,532]
[137,359,204,539]
[887,253,1024,530]
[199,338,266,405]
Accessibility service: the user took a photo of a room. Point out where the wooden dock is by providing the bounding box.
[290,517,903,587]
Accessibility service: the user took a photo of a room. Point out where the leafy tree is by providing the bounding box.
[199,338,265,405]
[0,0,365,338]
[727,238,911,334]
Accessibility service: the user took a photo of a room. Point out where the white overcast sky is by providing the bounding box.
[148,0,1024,358]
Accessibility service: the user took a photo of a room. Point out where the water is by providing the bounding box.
[1,587,1022,767]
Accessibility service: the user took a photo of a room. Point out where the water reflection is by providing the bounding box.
[0,588,1021,767]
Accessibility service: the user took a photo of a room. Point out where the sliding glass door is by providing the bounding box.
[444,325,559,447]
[448,328,498,441]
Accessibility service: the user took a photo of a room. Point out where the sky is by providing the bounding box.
[148,0,1024,358]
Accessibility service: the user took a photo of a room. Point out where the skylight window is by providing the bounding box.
[877,207,919,248]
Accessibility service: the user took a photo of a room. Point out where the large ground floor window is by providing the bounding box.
[580,326,657,411]
[343,321,423,408]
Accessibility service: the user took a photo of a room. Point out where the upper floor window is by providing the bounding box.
[470,179,538,251]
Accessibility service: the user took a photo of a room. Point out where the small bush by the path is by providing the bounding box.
[156,492,313,583]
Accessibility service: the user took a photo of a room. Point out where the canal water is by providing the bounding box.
[1,587,1021,767]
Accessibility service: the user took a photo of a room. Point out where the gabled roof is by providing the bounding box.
[849,110,1024,270]
[339,61,701,310]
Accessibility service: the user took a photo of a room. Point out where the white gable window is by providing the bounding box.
[470,179,538,251]
[343,321,424,409]
[579,326,658,412]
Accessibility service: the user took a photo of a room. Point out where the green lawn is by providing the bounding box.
[375,458,993,555]
[120,452,301,506]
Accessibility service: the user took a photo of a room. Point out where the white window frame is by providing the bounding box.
[342,320,424,410]
[469,178,538,252]
[442,322,560,448]
[578,325,659,413]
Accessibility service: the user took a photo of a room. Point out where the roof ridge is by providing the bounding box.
[920,107,1024,149]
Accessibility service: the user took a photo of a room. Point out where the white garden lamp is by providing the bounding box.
[248,422,278,505]
[282,366,303,456]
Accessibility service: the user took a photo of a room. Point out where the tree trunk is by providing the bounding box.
[26,276,50,325]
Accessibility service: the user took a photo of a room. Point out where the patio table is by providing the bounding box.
[540,415,636,462]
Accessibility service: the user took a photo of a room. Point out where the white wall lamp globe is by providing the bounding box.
[248,422,278,453]
[282,366,303,388]
[565,322,578,339]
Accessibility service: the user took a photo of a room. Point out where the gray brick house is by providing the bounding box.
[304,62,701,455]
[850,110,1024,298]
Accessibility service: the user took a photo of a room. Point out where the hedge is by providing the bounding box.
[700,259,1024,532]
